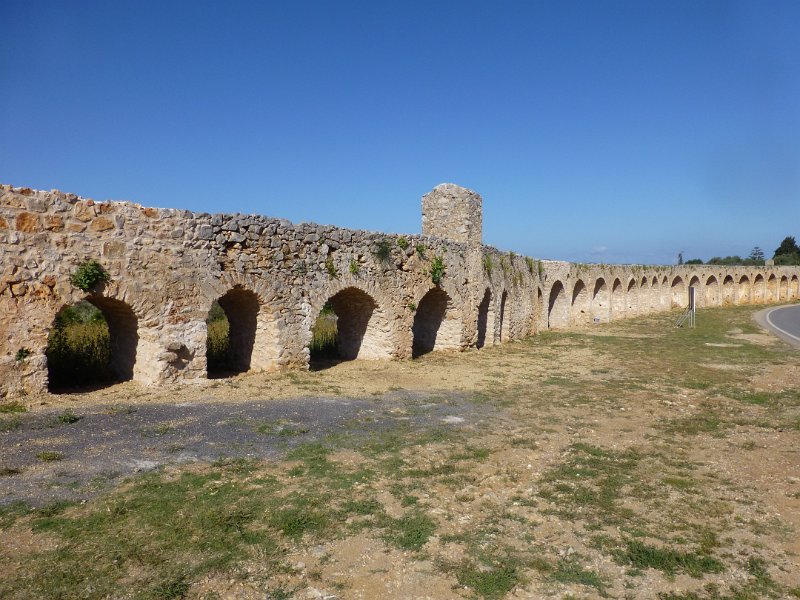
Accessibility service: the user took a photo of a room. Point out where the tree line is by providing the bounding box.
[678,236,800,266]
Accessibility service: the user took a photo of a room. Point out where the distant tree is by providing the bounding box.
[708,256,745,266]
[677,252,684,265]
[774,252,800,266]
[685,259,703,265]
[774,236,799,258]
[748,246,765,263]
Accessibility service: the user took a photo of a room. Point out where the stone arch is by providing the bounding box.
[753,274,765,303]
[650,275,660,310]
[46,296,139,391]
[737,275,751,304]
[671,276,687,308]
[791,275,799,300]
[571,279,590,326]
[705,276,719,307]
[592,278,609,322]
[639,277,650,314]
[309,286,392,366]
[722,275,735,306]
[412,287,462,358]
[767,274,777,302]
[610,278,624,319]
[547,281,569,329]
[779,276,788,301]
[626,279,637,314]
[207,287,260,376]
[476,288,495,349]
[688,275,700,307]
[498,290,509,342]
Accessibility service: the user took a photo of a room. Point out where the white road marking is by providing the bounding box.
[765,305,800,342]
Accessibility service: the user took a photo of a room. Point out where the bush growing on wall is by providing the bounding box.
[70,260,110,292]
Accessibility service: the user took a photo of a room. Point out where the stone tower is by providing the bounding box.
[421,183,482,246]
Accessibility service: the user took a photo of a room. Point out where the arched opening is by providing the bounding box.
[412,288,461,358]
[535,287,544,333]
[671,277,687,308]
[626,279,637,314]
[791,276,799,300]
[688,276,700,307]
[779,276,788,301]
[650,276,660,310]
[611,279,624,319]
[309,287,391,368]
[738,276,751,304]
[46,297,138,392]
[722,275,735,305]
[207,287,259,377]
[767,275,777,302]
[476,288,494,349]
[639,277,650,314]
[571,280,590,326]
[498,290,509,342]
[705,276,719,307]
[547,281,569,329]
[753,274,765,303]
[592,278,609,322]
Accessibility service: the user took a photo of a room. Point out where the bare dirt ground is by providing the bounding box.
[1,305,799,599]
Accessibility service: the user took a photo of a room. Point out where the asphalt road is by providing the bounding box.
[762,303,800,348]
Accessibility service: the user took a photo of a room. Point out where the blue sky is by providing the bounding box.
[1,1,798,264]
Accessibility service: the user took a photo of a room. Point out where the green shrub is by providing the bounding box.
[324,257,337,279]
[484,254,493,275]
[349,259,360,275]
[373,240,392,262]
[70,260,110,292]
[430,256,445,285]
[415,244,426,258]
[15,348,31,362]
[397,237,409,250]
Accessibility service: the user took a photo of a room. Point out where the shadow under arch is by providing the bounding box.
[207,286,259,378]
[309,286,391,370]
[476,288,494,349]
[548,281,568,329]
[46,296,139,392]
[412,287,461,358]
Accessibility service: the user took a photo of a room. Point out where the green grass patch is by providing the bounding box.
[613,538,724,577]
[0,401,27,413]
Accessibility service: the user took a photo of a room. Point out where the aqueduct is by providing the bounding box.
[1,182,799,397]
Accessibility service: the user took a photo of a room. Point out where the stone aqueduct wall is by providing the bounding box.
[1,182,799,398]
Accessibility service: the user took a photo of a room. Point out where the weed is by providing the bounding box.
[57,410,82,425]
[484,254,493,274]
[397,236,409,250]
[349,259,360,275]
[0,401,27,413]
[408,301,417,312]
[430,255,445,285]
[70,259,110,291]
[457,563,520,599]
[37,451,65,462]
[324,257,337,278]
[373,239,392,262]
[15,347,31,361]
[415,243,426,258]
[525,256,535,274]
[383,511,436,551]
[613,539,725,577]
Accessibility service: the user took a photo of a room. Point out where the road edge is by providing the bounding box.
[753,304,800,349]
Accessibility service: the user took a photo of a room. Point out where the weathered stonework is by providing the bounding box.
[1,183,799,398]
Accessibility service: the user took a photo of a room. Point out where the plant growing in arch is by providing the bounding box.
[373,239,392,263]
[430,255,445,285]
[324,258,337,279]
[349,259,360,275]
[70,260,110,292]
[483,254,493,275]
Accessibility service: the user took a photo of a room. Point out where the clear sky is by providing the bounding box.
[1,1,798,264]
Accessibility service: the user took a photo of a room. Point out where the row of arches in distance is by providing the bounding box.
[44,272,799,393]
